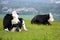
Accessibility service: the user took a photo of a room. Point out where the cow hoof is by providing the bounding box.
[18,29,22,32]
[24,29,28,31]
[4,29,9,32]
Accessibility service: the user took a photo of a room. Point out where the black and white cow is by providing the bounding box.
[31,13,54,25]
[3,11,27,32]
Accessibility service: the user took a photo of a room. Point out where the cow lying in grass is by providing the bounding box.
[3,11,27,32]
[31,13,54,25]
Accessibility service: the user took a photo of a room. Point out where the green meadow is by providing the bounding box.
[0,19,60,40]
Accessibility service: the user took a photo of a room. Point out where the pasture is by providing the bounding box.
[0,19,60,40]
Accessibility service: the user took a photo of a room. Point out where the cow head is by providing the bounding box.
[12,10,19,18]
[11,10,20,25]
[49,12,54,22]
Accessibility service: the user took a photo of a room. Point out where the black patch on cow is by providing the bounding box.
[3,14,13,31]
[31,14,51,25]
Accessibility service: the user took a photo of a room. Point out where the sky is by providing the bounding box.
[1,0,60,4]
[1,0,60,12]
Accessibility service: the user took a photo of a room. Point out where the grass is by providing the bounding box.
[0,19,60,40]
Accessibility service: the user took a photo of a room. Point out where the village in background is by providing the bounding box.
[0,0,60,21]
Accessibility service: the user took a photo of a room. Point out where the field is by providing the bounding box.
[0,19,60,40]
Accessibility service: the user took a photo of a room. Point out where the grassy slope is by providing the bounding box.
[0,19,60,40]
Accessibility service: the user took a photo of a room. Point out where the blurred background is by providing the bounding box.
[0,0,60,21]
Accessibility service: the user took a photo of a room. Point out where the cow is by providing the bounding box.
[3,11,27,32]
[31,13,54,25]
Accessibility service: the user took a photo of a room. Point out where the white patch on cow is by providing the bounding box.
[11,27,16,32]
[4,28,9,31]
[11,10,20,25]
[12,11,19,18]
[12,18,20,24]
[49,12,54,22]
[22,20,27,31]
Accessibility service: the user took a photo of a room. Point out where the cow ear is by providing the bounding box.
[17,13,19,15]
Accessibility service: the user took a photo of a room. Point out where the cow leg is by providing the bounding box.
[42,22,47,25]
[46,21,51,25]
[22,20,27,31]
[3,25,9,31]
